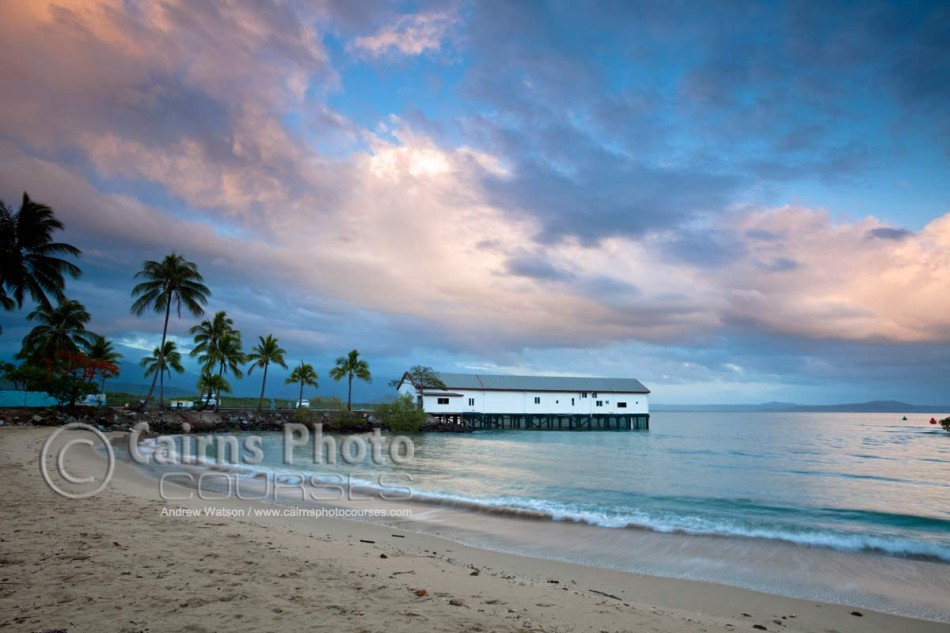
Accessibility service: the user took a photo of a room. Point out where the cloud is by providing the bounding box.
[504,255,573,282]
[351,11,457,58]
[1,0,947,403]
[866,227,914,241]
[716,207,950,342]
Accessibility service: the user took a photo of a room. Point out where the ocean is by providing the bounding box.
[138,412,950,621]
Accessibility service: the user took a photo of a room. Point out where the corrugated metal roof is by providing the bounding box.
[434,372,650,394]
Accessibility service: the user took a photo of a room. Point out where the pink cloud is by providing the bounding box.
[1,2,947,355]
[351,11,458,58]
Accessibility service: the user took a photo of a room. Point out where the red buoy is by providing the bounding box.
[930,418,938,425]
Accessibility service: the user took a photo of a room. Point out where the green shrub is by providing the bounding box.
[290,408,368,431]
[374,393,427,433]
[335,410,369,431]
[291,408,318,424]
[940,417,950,432]
[310,395,346,410]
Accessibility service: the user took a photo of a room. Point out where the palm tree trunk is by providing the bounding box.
[298,381,304,407]
[215,361,224,412]
[143,369,160,411]
[141,300,171,410]
[347,374,353,411]
[257,362,268,412]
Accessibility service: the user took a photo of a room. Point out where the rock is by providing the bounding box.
[850,611,863,617]
[414,588,428,597]
[32,415,43,423]
[470,569,480,576]
[181,422,192,434]
[379,553,388,559]
[449,598,465,606]
[752,626,768,631]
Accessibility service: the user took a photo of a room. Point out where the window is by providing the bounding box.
[617,402,627,409]
[581,392,588,398]
[468,398,475,406]
[534,396,541,404]
[596,400,603,407]
[571,398,575,406]
[437,397,449,405]
[592,392,598,398]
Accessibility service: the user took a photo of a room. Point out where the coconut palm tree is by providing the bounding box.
[190,311,242,408]
[209,332,245,410]
[140,340,184,408]
[84,334,123,393]
[329,349,371,411]
[131,253,210,409]
[0,193,81,312]
[285,362,318,408]
[197,371,231,407]
[190,310,234,361]
[18,299,96,363]
[247,334,287,412]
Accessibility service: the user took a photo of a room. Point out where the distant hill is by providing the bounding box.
[653,400,950,413]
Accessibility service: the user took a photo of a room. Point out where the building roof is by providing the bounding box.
[432,372,650,394]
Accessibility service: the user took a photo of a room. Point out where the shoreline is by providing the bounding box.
[3,426,948,632]
[129,425,950,621]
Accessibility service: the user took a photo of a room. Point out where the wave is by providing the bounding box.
[399,490,950,562]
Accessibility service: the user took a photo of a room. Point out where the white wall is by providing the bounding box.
[398,382,648,415]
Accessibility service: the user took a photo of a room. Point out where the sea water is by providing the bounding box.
[143,412,950,620]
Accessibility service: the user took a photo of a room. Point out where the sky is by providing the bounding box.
[0,0,948,404]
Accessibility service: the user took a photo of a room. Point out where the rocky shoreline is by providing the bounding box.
[0,406,473,434]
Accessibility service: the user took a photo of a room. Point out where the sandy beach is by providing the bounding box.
[1,425,947,633]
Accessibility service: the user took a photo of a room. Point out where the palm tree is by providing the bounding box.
[131,253,210,409]
[246,334,287,412]
[0,192,81,312]
[285,362,318,408]
[18,299,96,363]
[197,371,231,407]
[84,334,123,393]
[210,332,245,410]
[190,310,234,360]
[140,340,184,408]
[329,349,371,411]
[190,311,243,409]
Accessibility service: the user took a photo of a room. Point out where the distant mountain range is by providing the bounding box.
[652,400,950,413]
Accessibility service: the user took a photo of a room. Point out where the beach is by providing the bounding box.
[2,425,947,633]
